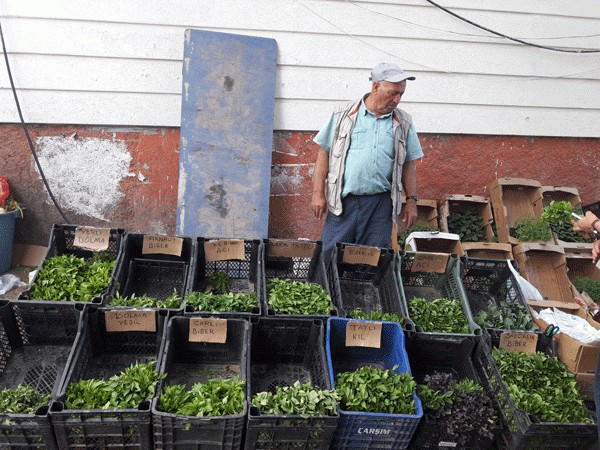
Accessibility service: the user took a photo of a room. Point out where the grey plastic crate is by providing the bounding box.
[397,252,481,338]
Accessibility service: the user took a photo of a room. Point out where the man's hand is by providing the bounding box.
[402,200,418,229]
[311,190,327,220]
[593,240,600,265]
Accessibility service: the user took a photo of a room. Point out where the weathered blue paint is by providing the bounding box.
[177,29,277,239]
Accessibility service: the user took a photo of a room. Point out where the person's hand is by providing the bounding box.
[573,211,599,237]
[593,240,600,265]
[402,200,418,229]
[311,190,327,220]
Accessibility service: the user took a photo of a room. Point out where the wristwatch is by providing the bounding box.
[406,195,418,202]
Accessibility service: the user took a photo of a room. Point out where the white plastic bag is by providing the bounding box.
[0,274,26,295]
[533,307,600,346]
[506,259,543,301]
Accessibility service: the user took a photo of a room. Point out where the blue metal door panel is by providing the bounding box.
[177,29,277,238]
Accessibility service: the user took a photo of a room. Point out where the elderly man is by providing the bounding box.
[311,62,424,263]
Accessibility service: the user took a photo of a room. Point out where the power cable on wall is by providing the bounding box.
[0,18,70,223]
[423,0,600,54]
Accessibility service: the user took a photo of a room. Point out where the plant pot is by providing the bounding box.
[0,209,19,274]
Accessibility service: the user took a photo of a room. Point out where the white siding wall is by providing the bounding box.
[1,0,599,136]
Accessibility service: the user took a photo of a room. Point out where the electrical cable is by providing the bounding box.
[343,0,600,41]
[0,18,70,223]
[423,0,600,53]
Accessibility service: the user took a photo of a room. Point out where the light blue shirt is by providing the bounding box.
[314,99,424,197]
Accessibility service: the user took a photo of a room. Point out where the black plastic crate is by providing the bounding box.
[244,317,338,450]
[397,252,481,338]
[326,317,423,449]
[583,200,600,219]
[107,232,194,312]
[328,243,409,325]
[184,237,262,318]
[18,224,124,306]
[461,257,540,330]
[152,316,249,450]
[0,300,84,450]
[263,238,337,319]
[50,307,167,450]
[473,332,597,449]
[406,333,502,449]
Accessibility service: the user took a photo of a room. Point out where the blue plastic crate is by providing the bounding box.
[326,317,423,449]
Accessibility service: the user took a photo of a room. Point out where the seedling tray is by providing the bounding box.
[263,238,336,319]
[152,316,249,450]
[328,244,409,325]
[50,307,167,450]
[245,317,337,450]
[397,252,481,338]
[473,333,597,449]
[18,223,124,306]
[406,334,502,449]
[185,237,262,318]
[0,300,84,450]
[326,317,423,449]
[109,233,194,312]
[460,257,540,336]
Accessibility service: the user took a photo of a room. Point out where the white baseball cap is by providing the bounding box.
[369,62,416,82]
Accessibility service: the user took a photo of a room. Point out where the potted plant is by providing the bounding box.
[0,177,23,274]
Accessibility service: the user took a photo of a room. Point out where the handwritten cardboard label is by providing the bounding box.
[342,245,380,266]
[105,309,156,332]
[189,318,228,343]
[411,253,448,273]
[268,239,316,258]
[499,331,538,354]
[204,239,245,261]
[74,227,111,252]
[142,235,183,256]
[345,321,382,348]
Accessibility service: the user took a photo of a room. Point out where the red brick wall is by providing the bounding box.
[2,124,599,246]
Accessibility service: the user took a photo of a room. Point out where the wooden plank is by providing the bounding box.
[176,29,276,238]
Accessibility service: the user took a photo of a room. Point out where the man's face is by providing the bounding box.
[374,80,406,114]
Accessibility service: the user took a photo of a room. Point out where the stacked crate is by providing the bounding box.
[0,301,83,449]
[326,317,423,449]
[152,316,249,449]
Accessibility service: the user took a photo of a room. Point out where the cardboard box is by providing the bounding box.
[401,198,438,230]
[404,231,464,256]
[541,185,582,209]
[529,301,600,373]
[462,242,513,260]
[513,242,575,304]
[439,194,494,242]
[565,247,600,310]
[569,370,595,401]
[489,178,544,245]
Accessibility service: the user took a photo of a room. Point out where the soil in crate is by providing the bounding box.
[164,363,241,386]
